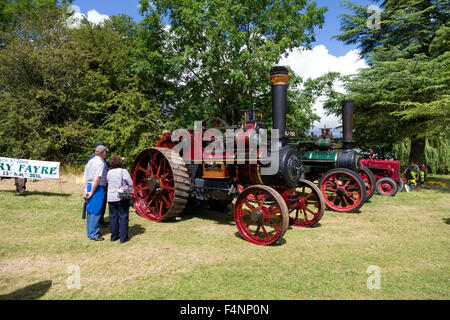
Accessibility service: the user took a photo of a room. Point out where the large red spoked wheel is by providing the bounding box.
[132,147,189,221]
[234,185,289,245]
[376,177,398,196]
[358,166,376,200]
[319,168,367,213]
[280,180,325,227]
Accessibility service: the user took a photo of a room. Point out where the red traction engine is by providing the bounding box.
[131,66,326,245]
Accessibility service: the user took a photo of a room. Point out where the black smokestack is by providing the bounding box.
[269,66,290,134]
[341,99,354,150]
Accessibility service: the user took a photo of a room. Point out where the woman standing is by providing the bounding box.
[107,155,133,243]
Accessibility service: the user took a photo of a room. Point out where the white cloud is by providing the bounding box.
[280,45,368,136]
[66,5,109,28]
[86,9,109,25]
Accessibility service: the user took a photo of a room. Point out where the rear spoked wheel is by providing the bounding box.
[234,185,289,245]
[358,166,376,200]
[131,147,189,221]
[281,179,325,227]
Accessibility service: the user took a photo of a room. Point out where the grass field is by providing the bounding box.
[0,174,449,300]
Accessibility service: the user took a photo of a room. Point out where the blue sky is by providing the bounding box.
[71,0,374,57]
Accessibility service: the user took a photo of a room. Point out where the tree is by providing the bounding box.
[138,0,327,133]
[325,0,449,172]
[0,2,162,164]
[336,0,449,59]
[72,16,162,161]
[0,0,73,45]
[0,3,89,162]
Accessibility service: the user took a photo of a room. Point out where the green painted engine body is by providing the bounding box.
[303,150,339,162]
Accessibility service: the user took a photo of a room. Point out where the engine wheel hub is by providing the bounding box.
[148,177,161,191]
[250,209,263,223]
[336,188,346,197]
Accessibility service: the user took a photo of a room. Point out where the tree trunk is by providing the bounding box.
[409,136,426,164]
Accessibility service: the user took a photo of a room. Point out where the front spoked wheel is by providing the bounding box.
[319,168,367,213]
[234,185,289,245]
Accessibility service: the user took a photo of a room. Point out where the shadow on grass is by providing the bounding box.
[129,224,146,238]
[0,190,71,197]
[443,218,450,225]
[180,205,235,226]
[325,207,362,214]
[0,280,52,300]
[233,231,287,246]
[99,222,146,238]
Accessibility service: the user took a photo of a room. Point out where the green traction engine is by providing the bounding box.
[296,100,376,213]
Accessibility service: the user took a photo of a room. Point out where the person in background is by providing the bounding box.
[83,141,110,227]
[403,161,425,188]
[107,155,132,244]
[83,145,109,241]
[417,163,426,188]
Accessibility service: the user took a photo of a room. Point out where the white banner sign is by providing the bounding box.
[0,157,60,180]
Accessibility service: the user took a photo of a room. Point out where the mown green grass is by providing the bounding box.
[0,175,449,300]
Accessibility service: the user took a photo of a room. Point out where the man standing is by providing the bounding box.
[83,145,109,241]
[83,142,109,226]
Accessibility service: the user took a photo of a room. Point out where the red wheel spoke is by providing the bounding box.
[144,191,152,202]
[156,158,163,177]
[304,191,314,200]
[161,194,171,208]
[269,206,281,214]
[266,219,280,232]
[343,179,351,188]
[254,224,261,237]
[147,161,154,176]
[256,194,266,210]
[159,200,164,215]
[260,224,269,238]
[135,164,149,175]
[243,199,256,211]
[146,193,156,208]
[305,208,318,217]
[303,209,309,221]
[161,172,170,180]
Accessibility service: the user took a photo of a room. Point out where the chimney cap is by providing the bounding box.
[270,66,289,76]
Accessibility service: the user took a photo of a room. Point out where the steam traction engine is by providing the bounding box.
[131,66,325,245]
[296,100,376,213]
